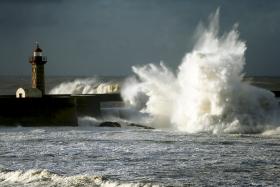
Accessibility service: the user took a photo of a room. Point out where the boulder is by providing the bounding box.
[128,123,154,129]
[99,121,121,127]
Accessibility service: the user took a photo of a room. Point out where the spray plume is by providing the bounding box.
[121,9,279,134]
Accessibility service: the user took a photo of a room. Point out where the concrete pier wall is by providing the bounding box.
[0,93,122,126]
[73,93,122,117]
[0,95,77,126]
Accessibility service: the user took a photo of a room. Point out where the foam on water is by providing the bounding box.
[0,169,158,187]
[0,124,279,186]
[121,9,280,134]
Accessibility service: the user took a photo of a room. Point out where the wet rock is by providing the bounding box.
[99,121,121,127]
[128,123,154,129]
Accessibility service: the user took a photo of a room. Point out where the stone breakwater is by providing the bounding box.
[0,93,122,126]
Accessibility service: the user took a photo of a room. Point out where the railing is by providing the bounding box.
[29,56,47,63]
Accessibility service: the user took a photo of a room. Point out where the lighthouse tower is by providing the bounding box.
[29,43,47,95]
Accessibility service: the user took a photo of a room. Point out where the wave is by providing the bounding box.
[120,9,280,134]
[262,127,280,136]
[0,169,160,187]
[49,78,120,95]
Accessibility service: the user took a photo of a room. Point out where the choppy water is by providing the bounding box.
[0,126,280,186]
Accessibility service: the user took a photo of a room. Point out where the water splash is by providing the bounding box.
[49,78,120,94]
[121,10,280,134]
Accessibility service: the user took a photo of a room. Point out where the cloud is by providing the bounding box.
[0,0,63,4]
[0,0,279,75]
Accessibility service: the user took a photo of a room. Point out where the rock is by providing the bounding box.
[128,123,154,129]
[99,121,121,127]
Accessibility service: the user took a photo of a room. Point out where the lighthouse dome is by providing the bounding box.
[33,43,43,56]
[35,47,42,52]
[34,43,43,52]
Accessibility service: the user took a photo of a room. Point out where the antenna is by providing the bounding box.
[35,41,39,49]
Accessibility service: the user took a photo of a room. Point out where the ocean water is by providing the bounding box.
[1,10,280,186]
[0,126,280,187]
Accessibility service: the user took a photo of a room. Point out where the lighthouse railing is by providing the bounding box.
[29,56,47,62]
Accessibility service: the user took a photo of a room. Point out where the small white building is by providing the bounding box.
[16,88,42,98]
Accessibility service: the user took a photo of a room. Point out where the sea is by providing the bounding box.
[0,76,279,187]
[1,11,280,186]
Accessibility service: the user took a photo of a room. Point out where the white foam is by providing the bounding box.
[121,9,280,134]
[0,169,160,187]
[262,127,280,136]
[78,116,101,127]
[49,78,120,94]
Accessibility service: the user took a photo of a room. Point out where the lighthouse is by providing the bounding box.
[29,43,47,95]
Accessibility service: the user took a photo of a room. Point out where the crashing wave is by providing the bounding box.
[0,169,160,187]
[49,78,120,95]
[121,9,280,134]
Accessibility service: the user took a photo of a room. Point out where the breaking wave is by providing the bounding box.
[49,78,120,95]
[121,9,280,134]
[0,169,158,187]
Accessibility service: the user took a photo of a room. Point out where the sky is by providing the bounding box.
[0,0,279,76]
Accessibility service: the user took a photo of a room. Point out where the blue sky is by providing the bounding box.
[0,0,279,76]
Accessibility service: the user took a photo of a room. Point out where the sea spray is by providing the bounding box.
[49,78,99,94]
[49,78,120,94]
[121,10,280,133]
[49,77,147,124]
